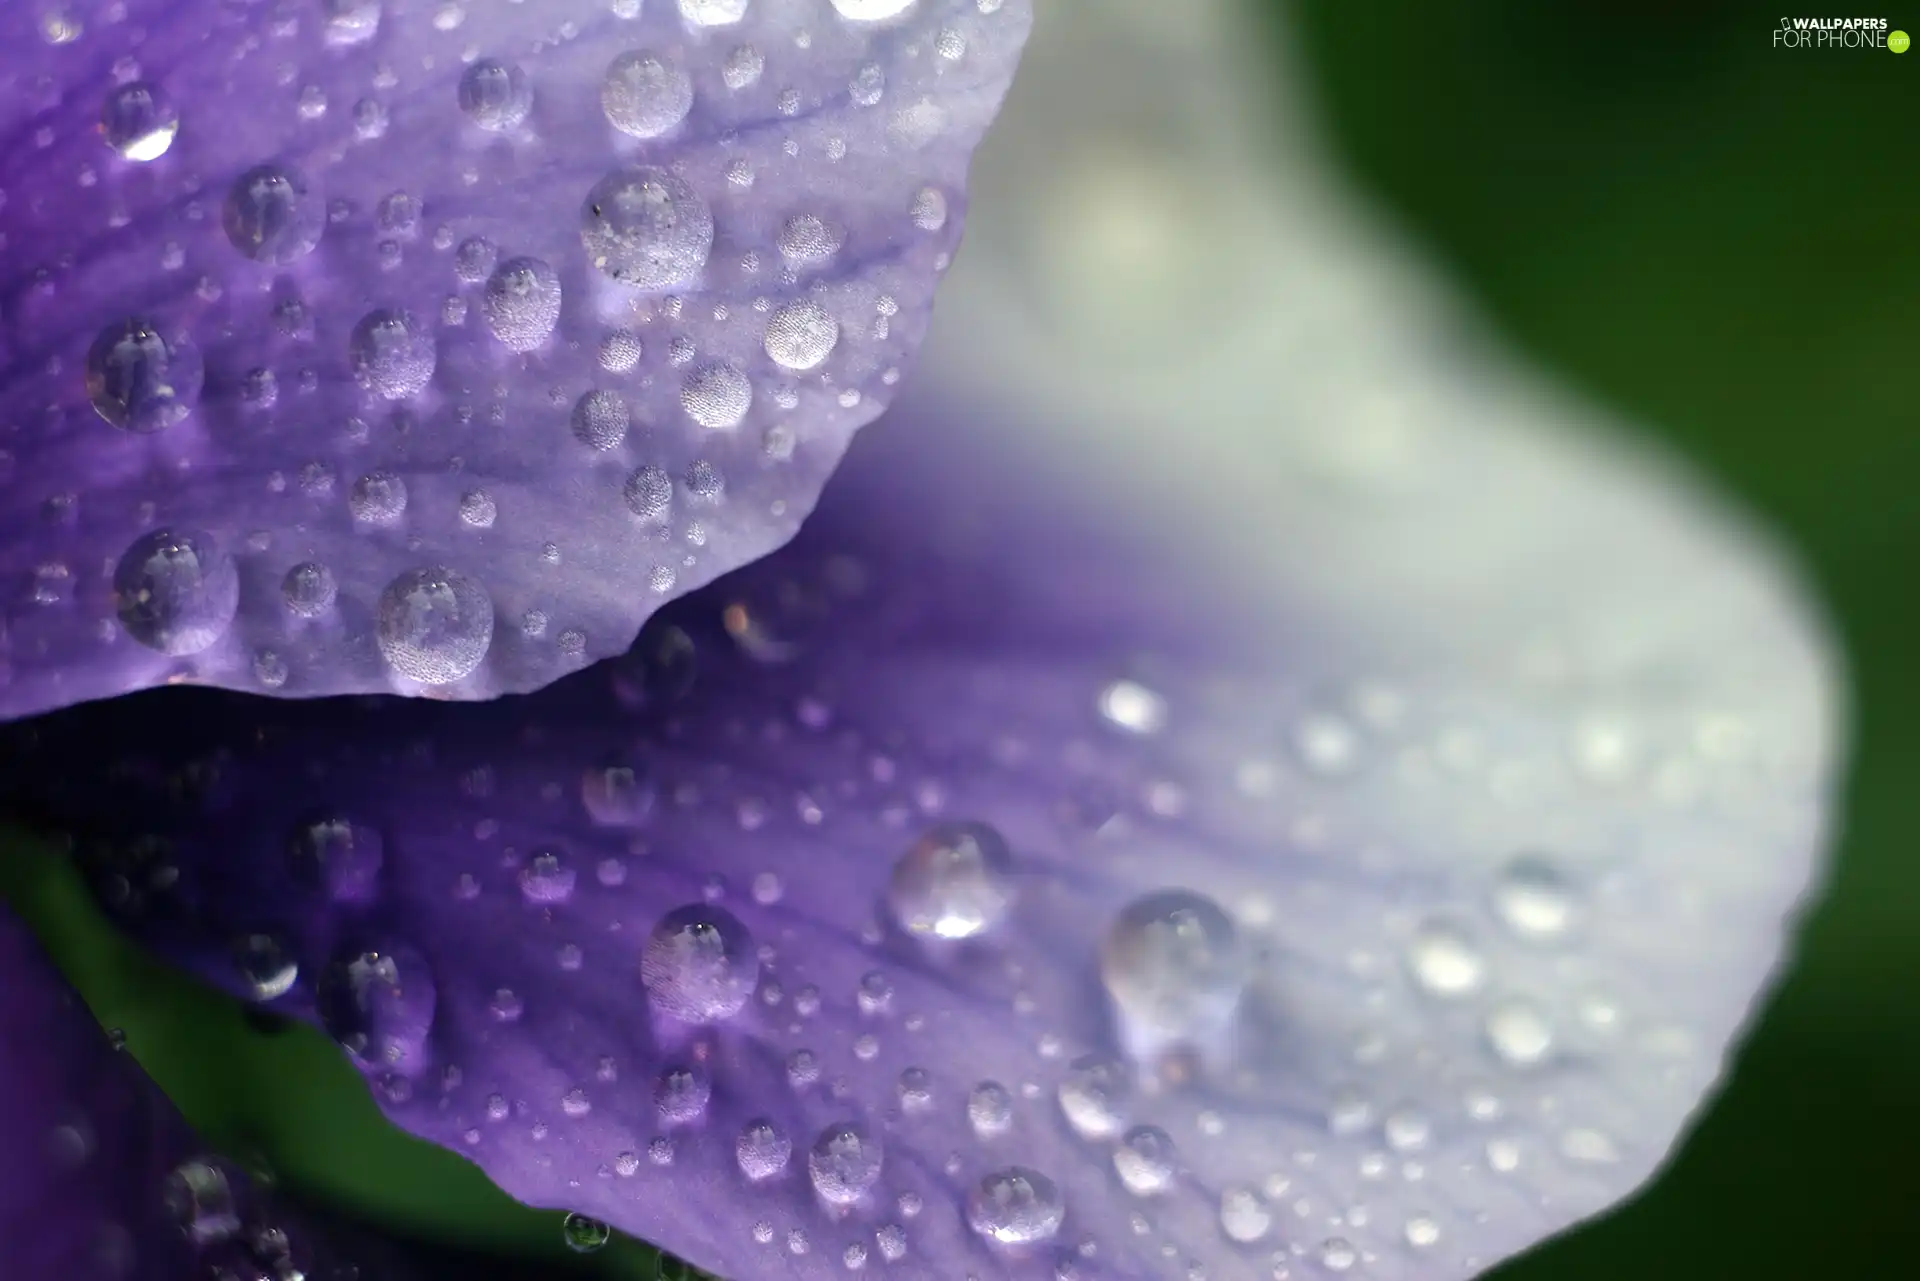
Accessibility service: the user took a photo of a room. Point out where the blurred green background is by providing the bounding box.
[5,1,1914,1278]
[1283,0,1917,1277]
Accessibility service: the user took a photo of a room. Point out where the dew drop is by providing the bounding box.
[623,465,674,521]
[908,185,948,232]
[1218,1187,1271,1244]
[375,566,494,685]
[655,1065,711,1125]
[457,58,532,131]
[602,51,693,138]
[223,164,324,264]
[582,167,714,289]
[1113,1126,1177,1196]
[1056,1055,1130,1141]
[680,0,750,24]
[968,1080,1013,1138]
[966,1167,1063,1248]
[232,934,298,1002]
[776,213,843,266]
[112,529,238,655]
[641,904,758,1022]
[571,389,630,450]
[809,1124,882,1206]
[562,1213,611,1254]
[518,849,576,904]
[832,0,917,20]
[287,815,385,903]
[101,81,178,161]
[737,1119,791,1180]
[282,562,338,617]
[1405,920,1483,999]
[350,309,436,399]
[764,299,840,371]
[1101,890,1247,1062]
[349,471,408,524]
[1492,854,1576,941]
[317,941,436,1073]
[680,362,752,429]
[85,317,203,431]
[1485,999,1554,1067]
[482,257,562,352]
[886,821,1015,941]
[164,1159,240,1245]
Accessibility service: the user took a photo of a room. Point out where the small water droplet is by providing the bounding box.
[602,51,693,138]
[966,1167,1064,1247]
[1492,855,1575,941]
[1485,999,1554,1067]
[287,815,385,903]
[482,257,562,352]
[1406,921,1484,999]
[737,1119,791,1180]
[809,1123,882,1205]
[457,59,532,131]
[349,309,436,399]
[1057,1055,1130,1140]
[1218,1187,1271,1243]
[1113,1126,1177,1196]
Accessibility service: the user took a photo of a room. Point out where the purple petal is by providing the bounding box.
[0,0,1029,718]
[9,362,1838,1281]
[0,899,531,1280]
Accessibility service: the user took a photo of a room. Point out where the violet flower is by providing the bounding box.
[0,2,1842,1281]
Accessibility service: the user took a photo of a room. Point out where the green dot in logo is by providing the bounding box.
[1892,29,1912,53]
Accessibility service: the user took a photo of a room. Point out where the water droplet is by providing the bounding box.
[453,236,498,283]
[482,257,562,352]
[581,759,654,825]
[1218,1187,1271,1244]
[642,903,758,1022]
[602,51,693,138]
[764,299,839,371]
[1319,1238,1357,1271]
[1101,890,1247,1062]
[722,44,765,89]
[737,1119,791,1180]
[809,1124,882,1206]
[165,1159,241,1245]
[681,362,752,429]
[1406,920,1484,999]
[776,213,843,265]
[100,81,178,161]
[519,849,576,904]
[375,566,494,685]
[223,164,324,264]
[1113,1126,1176,1196]
[571,389,630,450]
[287,815,385,903]
[1056,1055,1130,1140]
[832,0,917,20]
[966,1167,1063,1247]
[232,934,298,1002]
[624,466,674,521]
[112,529,238,655]
[1492,855,1575,941]
[349,470,408,524]
[457,58,532,131]
[600,329,644,372]
[282,562,338,617]
[967,1081,1013,1138]
[680,0,750,24]
[886,821,1015,941]
[459,489,497,528]
[1485,999,1554,1067]
[1097,680,1167,735]
[1404,1216,1440,1248]
[350,309,436,399]
[562,1213,611,1253]
[582,167,714,288]
[318,942,437,1073]
[655,1065,712,1125]
[324,0,382,46]
[85,317,203,431]
[909,186,948,231]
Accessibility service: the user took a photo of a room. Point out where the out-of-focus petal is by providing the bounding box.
[0,0,1027,717]
[0,899,560,1280]
[7,1,1840,1279]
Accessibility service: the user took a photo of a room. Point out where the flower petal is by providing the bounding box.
[0,899,556,1280]
[0,0,1028,717]
[7,1,1840,1278]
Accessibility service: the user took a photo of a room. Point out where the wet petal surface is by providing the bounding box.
[0,0,1028,717]
[0,900,546,1281]
[8,364,1837,1280]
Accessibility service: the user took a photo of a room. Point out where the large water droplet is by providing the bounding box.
[581,167,714,289]
[561,1213,611,1254]
[965,1167,1064,1248]
[223,164,324,263]
[1406,920,1484,999]
[1492,854,1576,941]
[375,567,494,685]
[86,317,203,431]
[232,934,298,1002]
[482,257,562,352]
[1100,890,1247,1063]
[680,362,752,429]
[318,942,437,1073]
[112,529,238,655]
[571,390,630,450]
[1113,1126,1177,1196]
[886,821,1015,941]
[736,1119,791,1180]
[287,815,386,903]
[763,299,840,371]
[457,58,532,131]
[641,904,757,1022]
[601,51,694,138]
[808,1123,882,1206]
[100,81,178,161]
[350,309,436,399]
[1056,1055,1130,1140]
